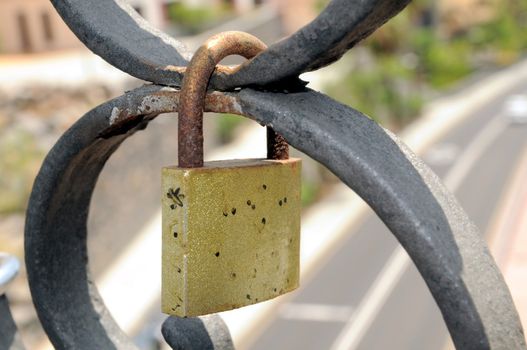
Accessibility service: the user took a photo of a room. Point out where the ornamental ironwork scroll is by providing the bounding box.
[0,1,524,349]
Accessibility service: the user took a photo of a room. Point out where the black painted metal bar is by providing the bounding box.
[162,315,234,350]
[49,0,410,89]
[237,89,526,350]
[24,85,526,349]
[0,296,25,350]
[24,86,238,350]
[0,254,25,350]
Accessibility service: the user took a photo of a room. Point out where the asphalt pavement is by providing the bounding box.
[248,83,527,350]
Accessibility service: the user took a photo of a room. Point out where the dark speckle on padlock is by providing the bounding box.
[284,197,288,203]
[247,200,251,206]
[231,208,237,215]
[173,231,178,238]
[222,211,228,217]
[246,294,251,300]
[251,204,256,210]
[278,200,283,206]
[262,184,267,190]
[177,267,181,273]
[261,217,266,225]
[215,251,220,257]
[273,288,277,292]
[231,272,236,279]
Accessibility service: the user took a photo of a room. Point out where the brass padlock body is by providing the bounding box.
[162,158,301,317]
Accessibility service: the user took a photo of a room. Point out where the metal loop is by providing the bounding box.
[178,31,288,168]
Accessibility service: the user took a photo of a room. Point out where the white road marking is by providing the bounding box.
[330,115,508,350]
[279,303,354,323]
[423,143,460,166]
[330,248,410,350]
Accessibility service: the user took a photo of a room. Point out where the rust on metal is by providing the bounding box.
[178,31,288,168]
[267,127,289,160]
[101,89,243,138]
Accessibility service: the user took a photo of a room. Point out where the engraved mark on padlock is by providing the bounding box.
[166,187,185,209]
[162,31,301,317]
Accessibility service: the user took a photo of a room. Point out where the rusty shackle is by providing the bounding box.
[178,31,289,168]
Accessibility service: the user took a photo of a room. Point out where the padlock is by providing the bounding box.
[161,32,301,317]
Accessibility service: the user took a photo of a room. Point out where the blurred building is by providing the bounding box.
[0,0,82,54]
[270,0,317,34]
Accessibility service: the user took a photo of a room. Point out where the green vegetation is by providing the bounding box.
[315,0,330,12]
[323,0,527,129]
[469,1,527,64]
[167,3,232,35]
[325,55,424,128]
[301,180,319,207]
[0,129,43,214]
[216,113,247,144]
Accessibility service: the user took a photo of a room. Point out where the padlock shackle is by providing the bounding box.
[178,31,289,168]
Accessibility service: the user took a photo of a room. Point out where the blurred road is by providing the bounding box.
[248,83,527,349]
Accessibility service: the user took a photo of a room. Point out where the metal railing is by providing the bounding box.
[1,0,525,349]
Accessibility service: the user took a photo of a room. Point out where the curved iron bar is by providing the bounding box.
[162,315,234,350]
[50,0,410,89]
[0,254,24,350]
[24,86,240,350]
[0,295,25,350]
[25,85,525,349]
[238,89,526,350]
